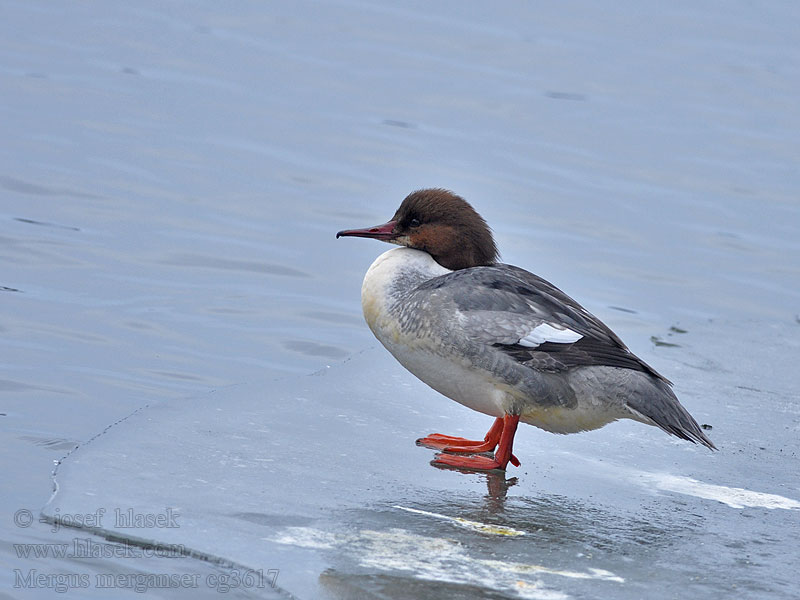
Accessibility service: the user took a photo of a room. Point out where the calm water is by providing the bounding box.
[2,1,799,598]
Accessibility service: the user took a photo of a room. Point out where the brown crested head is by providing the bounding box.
[387,189,496,270]
[337,188,498,270]
[392,189,498,270]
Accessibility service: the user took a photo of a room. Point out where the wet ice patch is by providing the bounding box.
[484,559,624,583]
[267,525,624,599]
[393,505,526,536]
[581,456,800,510]
[361,529,569,600]
[646,474,800,510]
[266,526,352,549]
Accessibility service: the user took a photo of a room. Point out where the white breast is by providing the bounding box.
[359,247,509,417]
[360,247,448,337]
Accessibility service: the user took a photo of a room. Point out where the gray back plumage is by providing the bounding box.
[392,263,715,449]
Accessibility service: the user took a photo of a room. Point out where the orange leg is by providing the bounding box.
[420,415,521,470]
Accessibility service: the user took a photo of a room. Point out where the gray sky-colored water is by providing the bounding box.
[2,2,799,598]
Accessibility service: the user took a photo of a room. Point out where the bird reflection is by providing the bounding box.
[431,459,517,513]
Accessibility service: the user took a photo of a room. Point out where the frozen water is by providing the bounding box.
[2,0,799,598]
[44,318,800,598]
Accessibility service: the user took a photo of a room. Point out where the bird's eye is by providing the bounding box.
[409,218,421,228]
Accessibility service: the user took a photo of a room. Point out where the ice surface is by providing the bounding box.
[2,0,799,598]
[44,319,800,599]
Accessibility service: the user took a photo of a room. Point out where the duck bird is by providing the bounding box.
[337,189,715,471]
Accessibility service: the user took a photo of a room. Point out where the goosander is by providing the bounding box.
[337,189,715,471]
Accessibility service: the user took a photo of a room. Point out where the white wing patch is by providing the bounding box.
[518,323,582,348]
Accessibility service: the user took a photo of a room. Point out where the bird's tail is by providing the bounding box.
[627,378,716,450]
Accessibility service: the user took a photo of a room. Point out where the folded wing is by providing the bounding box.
[409,264,668,382]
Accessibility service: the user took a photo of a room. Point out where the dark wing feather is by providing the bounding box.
[493,338,656,375]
